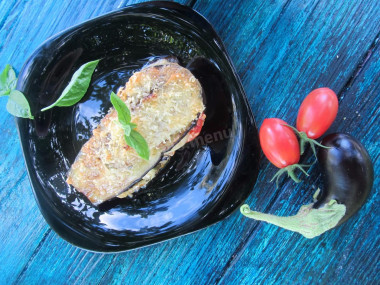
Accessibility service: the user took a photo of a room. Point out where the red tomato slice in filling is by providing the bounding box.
[188,113,206,142]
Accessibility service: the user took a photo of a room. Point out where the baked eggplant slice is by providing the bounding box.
[66,59,205,205]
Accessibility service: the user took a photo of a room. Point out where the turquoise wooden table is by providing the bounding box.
[1,0,379,284]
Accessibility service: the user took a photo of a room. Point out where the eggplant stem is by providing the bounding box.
[240,199,346,239]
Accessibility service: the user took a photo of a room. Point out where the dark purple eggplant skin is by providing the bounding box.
[314,133,374,225]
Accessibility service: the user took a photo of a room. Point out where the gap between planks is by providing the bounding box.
[339,32,380,102]
[13,229,52,284]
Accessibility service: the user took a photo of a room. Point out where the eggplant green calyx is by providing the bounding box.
[240,195,346,239]
[271,164,310,187]
[284,124,330,156]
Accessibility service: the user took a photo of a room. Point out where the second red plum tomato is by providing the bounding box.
[259,118,300,168]
[296,87,338,139]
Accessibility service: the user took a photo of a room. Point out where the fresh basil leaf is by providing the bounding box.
[41,59,99,111]
[124,130,150,160]
[6,90,34,119]
[110,91,149,160]
[0,64,15,96]
[110,91,131,125]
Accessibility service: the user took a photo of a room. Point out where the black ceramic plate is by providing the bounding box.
[16,1,260,252]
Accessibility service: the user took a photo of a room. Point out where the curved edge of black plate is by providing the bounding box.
[15,1,261,252]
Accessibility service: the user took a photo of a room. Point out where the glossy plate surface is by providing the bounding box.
[16,1,260,252]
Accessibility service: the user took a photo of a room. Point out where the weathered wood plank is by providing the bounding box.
[193,0,380,283]
[15,231,113,284]
[219,41,380,285]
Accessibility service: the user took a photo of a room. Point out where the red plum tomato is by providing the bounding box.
[259,118,300,169]
[296,87,338,139]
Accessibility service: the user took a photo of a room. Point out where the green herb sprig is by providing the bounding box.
[0,60,99,119]
[110,91,150,160]
[1,64,33,119]
[1,61,150,160]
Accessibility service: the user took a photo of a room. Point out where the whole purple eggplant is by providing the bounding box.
[313,133,373,225]
[241,132,374,238]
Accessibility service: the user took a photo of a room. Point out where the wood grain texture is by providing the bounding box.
[218,41,380,285]
[191,0,380,284]
[0,0,379,284]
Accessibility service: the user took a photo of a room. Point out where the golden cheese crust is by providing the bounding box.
[66,59,205,205]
